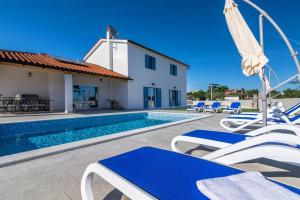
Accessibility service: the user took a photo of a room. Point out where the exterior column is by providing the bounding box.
[64,74,73,113]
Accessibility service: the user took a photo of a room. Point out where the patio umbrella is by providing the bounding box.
[224,0,272,126]
[224,0,270,84]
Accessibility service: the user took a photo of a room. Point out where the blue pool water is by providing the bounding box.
[0,112,195,156]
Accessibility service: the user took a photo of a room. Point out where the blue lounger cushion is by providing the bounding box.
[284,103,300,115]
[228,116,258,120]
[183,130,247,144]
[99,147,300,200]
[183,130,300,149]
[226,102,240,110]
[195,102,205,107]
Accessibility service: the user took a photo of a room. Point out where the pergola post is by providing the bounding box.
[64,74,73,113]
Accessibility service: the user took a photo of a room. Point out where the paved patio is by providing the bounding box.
[0,109,139,123]
[0,113,300,200]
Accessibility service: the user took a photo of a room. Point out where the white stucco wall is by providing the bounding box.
[0,64,49,98]
[85,40,129,76]
[85,40,188,109]
[0,65,66,111]
[73,75,128,109]
[48,72,65,111]
[127,43,187,109]
[0,64,129,111]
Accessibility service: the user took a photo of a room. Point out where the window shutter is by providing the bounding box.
[169,90,172,107]
[178,90,181,107]
[152,57,156,70]
[156,88,161,108]
[145,55,149,69]
[174,66,177,76]
[143,87,149,108]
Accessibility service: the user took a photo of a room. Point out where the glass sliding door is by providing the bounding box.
[143,87,161,109]
[73,85,99,110]
[148,87,155,108]
[87,86,98,108]
[169,90,181,107]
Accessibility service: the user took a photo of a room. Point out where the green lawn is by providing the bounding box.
[241,108,260,112]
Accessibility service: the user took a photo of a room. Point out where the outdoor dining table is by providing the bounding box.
[0,98,54,113]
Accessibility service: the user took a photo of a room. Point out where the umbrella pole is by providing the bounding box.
[259,14,268,126]
[261,72,268,126]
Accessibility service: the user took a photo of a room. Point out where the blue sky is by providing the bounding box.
[0,0,300,92]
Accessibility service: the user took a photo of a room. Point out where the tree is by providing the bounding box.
[206,84,229,100]
[187,90,207,100]
[244,89,259,98]
[282,89,300,98]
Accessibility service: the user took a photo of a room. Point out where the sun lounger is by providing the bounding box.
[203,102,221,113]
[187,102,205,112]
[81,147,300,200]
[222,102,241,114]
[171,124,300,165]
[231,102,300,118]
[220,111,300,132]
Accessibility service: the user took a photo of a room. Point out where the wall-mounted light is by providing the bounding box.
[173,86,177,89]
[28,72,32,78]
[99,78,103,83]
[151,82,155,86]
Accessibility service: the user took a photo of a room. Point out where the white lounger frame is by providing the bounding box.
[212,144,300,166]
[172,124,300,166]
[220,113,300,132]
[81,163,156,200]
[222,107,241,114]
[203,106,221,113]
[186,106,204,113]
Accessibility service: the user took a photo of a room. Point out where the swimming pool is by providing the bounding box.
[0,112,197,157]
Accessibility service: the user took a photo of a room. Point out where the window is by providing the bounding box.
[145,55,156,70]
[170,64,177,76]
[169,90,181,107]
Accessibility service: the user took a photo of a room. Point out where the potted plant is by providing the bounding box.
[107,99,122,109]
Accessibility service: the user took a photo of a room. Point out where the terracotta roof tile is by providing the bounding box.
[0,49,128,80]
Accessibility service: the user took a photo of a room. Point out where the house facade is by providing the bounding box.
[84,39,188,110]
[0,33,188,112]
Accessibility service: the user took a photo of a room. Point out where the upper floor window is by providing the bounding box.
[170,64,177,76]
[145,55,156,70]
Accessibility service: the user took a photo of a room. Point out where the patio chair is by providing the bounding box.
[37,98,49,112]
[203,102,221,113]
[21,94,39,112]
[186,102,205,112]
[81,147,300,200]
[220,111,300,132]
[222,102,241,114]
[3,97,16,113]
[0,97,7,113]
[171,124,300,165]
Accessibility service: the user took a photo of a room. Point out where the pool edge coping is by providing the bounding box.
[0,113,214,167]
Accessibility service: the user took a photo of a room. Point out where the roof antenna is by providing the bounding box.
[106,26,118,71]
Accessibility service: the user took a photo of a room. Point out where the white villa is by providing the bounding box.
[0,28,188,113]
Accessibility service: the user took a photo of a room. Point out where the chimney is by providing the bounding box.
[106,26,113,71]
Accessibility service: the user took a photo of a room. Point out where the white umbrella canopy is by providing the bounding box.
[224,0,269,78]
